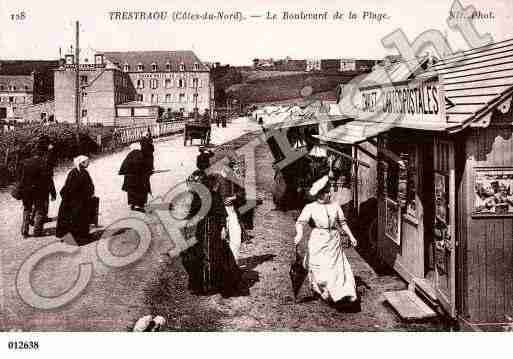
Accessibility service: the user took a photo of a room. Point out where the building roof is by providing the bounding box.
[116,101,159,108]
[319,39,513,144]
[0,60,60,75]
[427,38,513,132]
[102,51,209,72]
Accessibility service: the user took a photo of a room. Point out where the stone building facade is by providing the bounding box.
[103,50,212,118]
[0,60,58,121]
[54,54,136,126]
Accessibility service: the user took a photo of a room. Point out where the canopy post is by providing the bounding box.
[352,146,359,215]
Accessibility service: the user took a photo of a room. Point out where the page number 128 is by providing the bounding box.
[11,11,26,21]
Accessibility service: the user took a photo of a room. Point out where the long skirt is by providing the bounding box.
[181,213,241,295]
[56,199,91,241]
[225,205,242,262]
[306,228,357,303]
[127,191,148,207]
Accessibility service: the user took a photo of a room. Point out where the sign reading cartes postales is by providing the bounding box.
[359,78,444,123]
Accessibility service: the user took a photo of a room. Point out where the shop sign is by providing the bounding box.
[359,78,444,123]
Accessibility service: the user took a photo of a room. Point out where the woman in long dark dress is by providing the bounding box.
[119,142,152,212]
[56,155,95,243]
[179,170,242,297]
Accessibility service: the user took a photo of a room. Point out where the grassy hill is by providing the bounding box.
[221,70,362,106]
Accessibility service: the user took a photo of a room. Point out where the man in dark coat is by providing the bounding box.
[19,142,56,237]
[30,136,57,226]
[119,142,152,212]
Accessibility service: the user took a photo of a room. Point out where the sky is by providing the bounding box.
[0,0,512,65]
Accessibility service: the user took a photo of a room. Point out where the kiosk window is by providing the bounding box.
[386,143,417,217]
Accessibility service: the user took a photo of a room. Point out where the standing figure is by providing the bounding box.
[215,159,243,263]
[294,175,360,312]
[140,130,155,172]
[214,110,220,127]
[179,171,243,297]
[56,155,95,243]
[19,142,56,237]
[29,136,57,227]
[119,142,152,212]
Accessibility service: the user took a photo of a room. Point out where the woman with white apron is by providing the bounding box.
[294,175,360,311]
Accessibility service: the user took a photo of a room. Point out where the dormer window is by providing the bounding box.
[166,62,171,71]
[152,63,158,72]
[137,63,143,72]
[124,63,130,72]
[179,63,185,71]
[194,63,200,71]
[94,54,104,65]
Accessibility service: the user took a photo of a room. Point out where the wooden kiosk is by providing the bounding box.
[316,39,513,330]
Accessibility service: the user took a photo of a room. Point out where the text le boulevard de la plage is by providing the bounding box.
[107,10,392,23]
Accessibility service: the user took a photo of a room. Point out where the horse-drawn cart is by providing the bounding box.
[184,119,211,146]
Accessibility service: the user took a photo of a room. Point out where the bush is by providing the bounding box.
[0,123,113,184]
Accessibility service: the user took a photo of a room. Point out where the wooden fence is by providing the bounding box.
[111,120,185,147]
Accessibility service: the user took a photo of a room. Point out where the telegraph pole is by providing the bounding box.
[75,21,80,148]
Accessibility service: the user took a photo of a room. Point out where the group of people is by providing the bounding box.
[17,130,360,312]
[17,137,96,243]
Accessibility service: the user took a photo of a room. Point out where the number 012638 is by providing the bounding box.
[7,341,39,350]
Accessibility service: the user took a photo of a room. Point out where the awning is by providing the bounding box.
[313,120,392,144]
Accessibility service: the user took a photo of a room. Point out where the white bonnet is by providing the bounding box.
[74,155,89,169]
[130,142,141,151]
[309,175,330,197]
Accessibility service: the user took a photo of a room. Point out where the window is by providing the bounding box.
[9,97,14,103]
[24,85,29,91]
[136,79,144,89]
[194,63,200,71]
[165,79,172,88]
[40,112,47,121]
[166,62,171,71]
[150,79,158,89]
[82,109,87,118]
[152,63,158,72]
[137,94,143,102]
[0,85,4,91]
[82,92,87,100]
[179,63,185,71]
[179,93,185,103]
[80,75,88,84]
[151,94,158,103]
[384,142,417,218]
[165,94,171,103]
[123,64,130,72]
[20,97,25,104]
[178,79,185,88]
[137,63,143,71]
[192,78,199,88]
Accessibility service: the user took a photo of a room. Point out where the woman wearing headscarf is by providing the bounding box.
[56,155,95,242]
[119,142,152,212]
[294,175,360,312]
